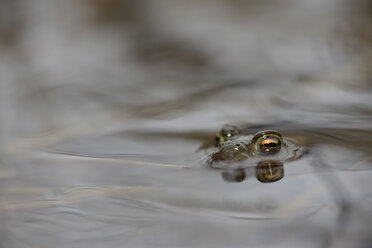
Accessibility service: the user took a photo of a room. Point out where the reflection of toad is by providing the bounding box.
[207,125,304,183]
[221,160,284,183]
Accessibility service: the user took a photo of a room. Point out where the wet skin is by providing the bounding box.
[207,125,304,183]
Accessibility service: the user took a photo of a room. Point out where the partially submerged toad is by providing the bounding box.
[206,124,305,183]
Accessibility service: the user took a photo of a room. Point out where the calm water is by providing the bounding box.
[0,1,372,248]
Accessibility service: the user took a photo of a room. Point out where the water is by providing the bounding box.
[0,1,372,247]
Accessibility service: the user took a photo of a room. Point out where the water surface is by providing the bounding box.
[0,1,372,248]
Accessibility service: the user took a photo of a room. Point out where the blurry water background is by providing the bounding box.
[0,0,372,247]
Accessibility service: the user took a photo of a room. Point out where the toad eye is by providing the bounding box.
[252,131,283,155]
[260,137,281,153]
[215,124,241,146]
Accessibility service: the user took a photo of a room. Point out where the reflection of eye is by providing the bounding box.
[256,160,284,183]
[252,131,283,155]
[221,169,246,183]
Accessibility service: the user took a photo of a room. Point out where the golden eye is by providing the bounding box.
[259,137,281,154]
[252,131,283,155]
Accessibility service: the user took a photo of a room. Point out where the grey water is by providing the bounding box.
[0,1,372,247]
